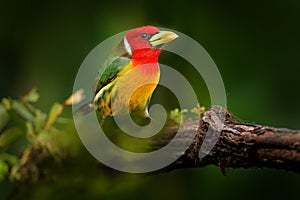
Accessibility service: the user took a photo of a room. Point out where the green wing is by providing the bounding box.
[94,56,131,94]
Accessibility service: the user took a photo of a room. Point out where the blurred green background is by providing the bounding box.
[0,0,299,199]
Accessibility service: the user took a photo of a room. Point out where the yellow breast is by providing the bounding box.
[95,62,160,116]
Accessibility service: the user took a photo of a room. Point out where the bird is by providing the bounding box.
[76,26,178,122]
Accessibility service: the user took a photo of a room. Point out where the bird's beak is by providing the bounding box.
[149,31,179,47]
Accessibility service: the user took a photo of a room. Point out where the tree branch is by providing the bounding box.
[155,106,300,175]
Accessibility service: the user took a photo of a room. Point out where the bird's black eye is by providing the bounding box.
[140,32,149,39]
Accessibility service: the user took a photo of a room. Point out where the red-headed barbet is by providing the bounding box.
[76,26,178,120]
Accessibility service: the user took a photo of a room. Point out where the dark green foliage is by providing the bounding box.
[0,89,75,183]
[1,1,300,199]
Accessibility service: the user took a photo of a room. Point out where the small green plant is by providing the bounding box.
[169,108,188,124]
[0,88,83,182]
[169,104,205,124]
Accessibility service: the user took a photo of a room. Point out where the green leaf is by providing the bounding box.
[0,153,18,182]
[0,161,9,182]
[25,122,34,135]
[1,98,11,110]
[0,105,9,132]
[0,153,18,166]
[33,109,47,131]
[44,103,63,131]
[12,100,34,122]
[22,88,39,103]
[0,127,24,147]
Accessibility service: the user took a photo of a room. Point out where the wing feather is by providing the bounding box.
[94,56,131,95]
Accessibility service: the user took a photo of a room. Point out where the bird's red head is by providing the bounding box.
[124,26,178,64]
[125,26,160,52]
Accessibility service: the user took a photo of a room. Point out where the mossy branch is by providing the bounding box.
[153,106,300,175]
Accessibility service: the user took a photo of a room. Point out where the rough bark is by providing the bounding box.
[154,106,300,174]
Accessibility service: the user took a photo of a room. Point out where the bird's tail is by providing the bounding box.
[74,102,94,116]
